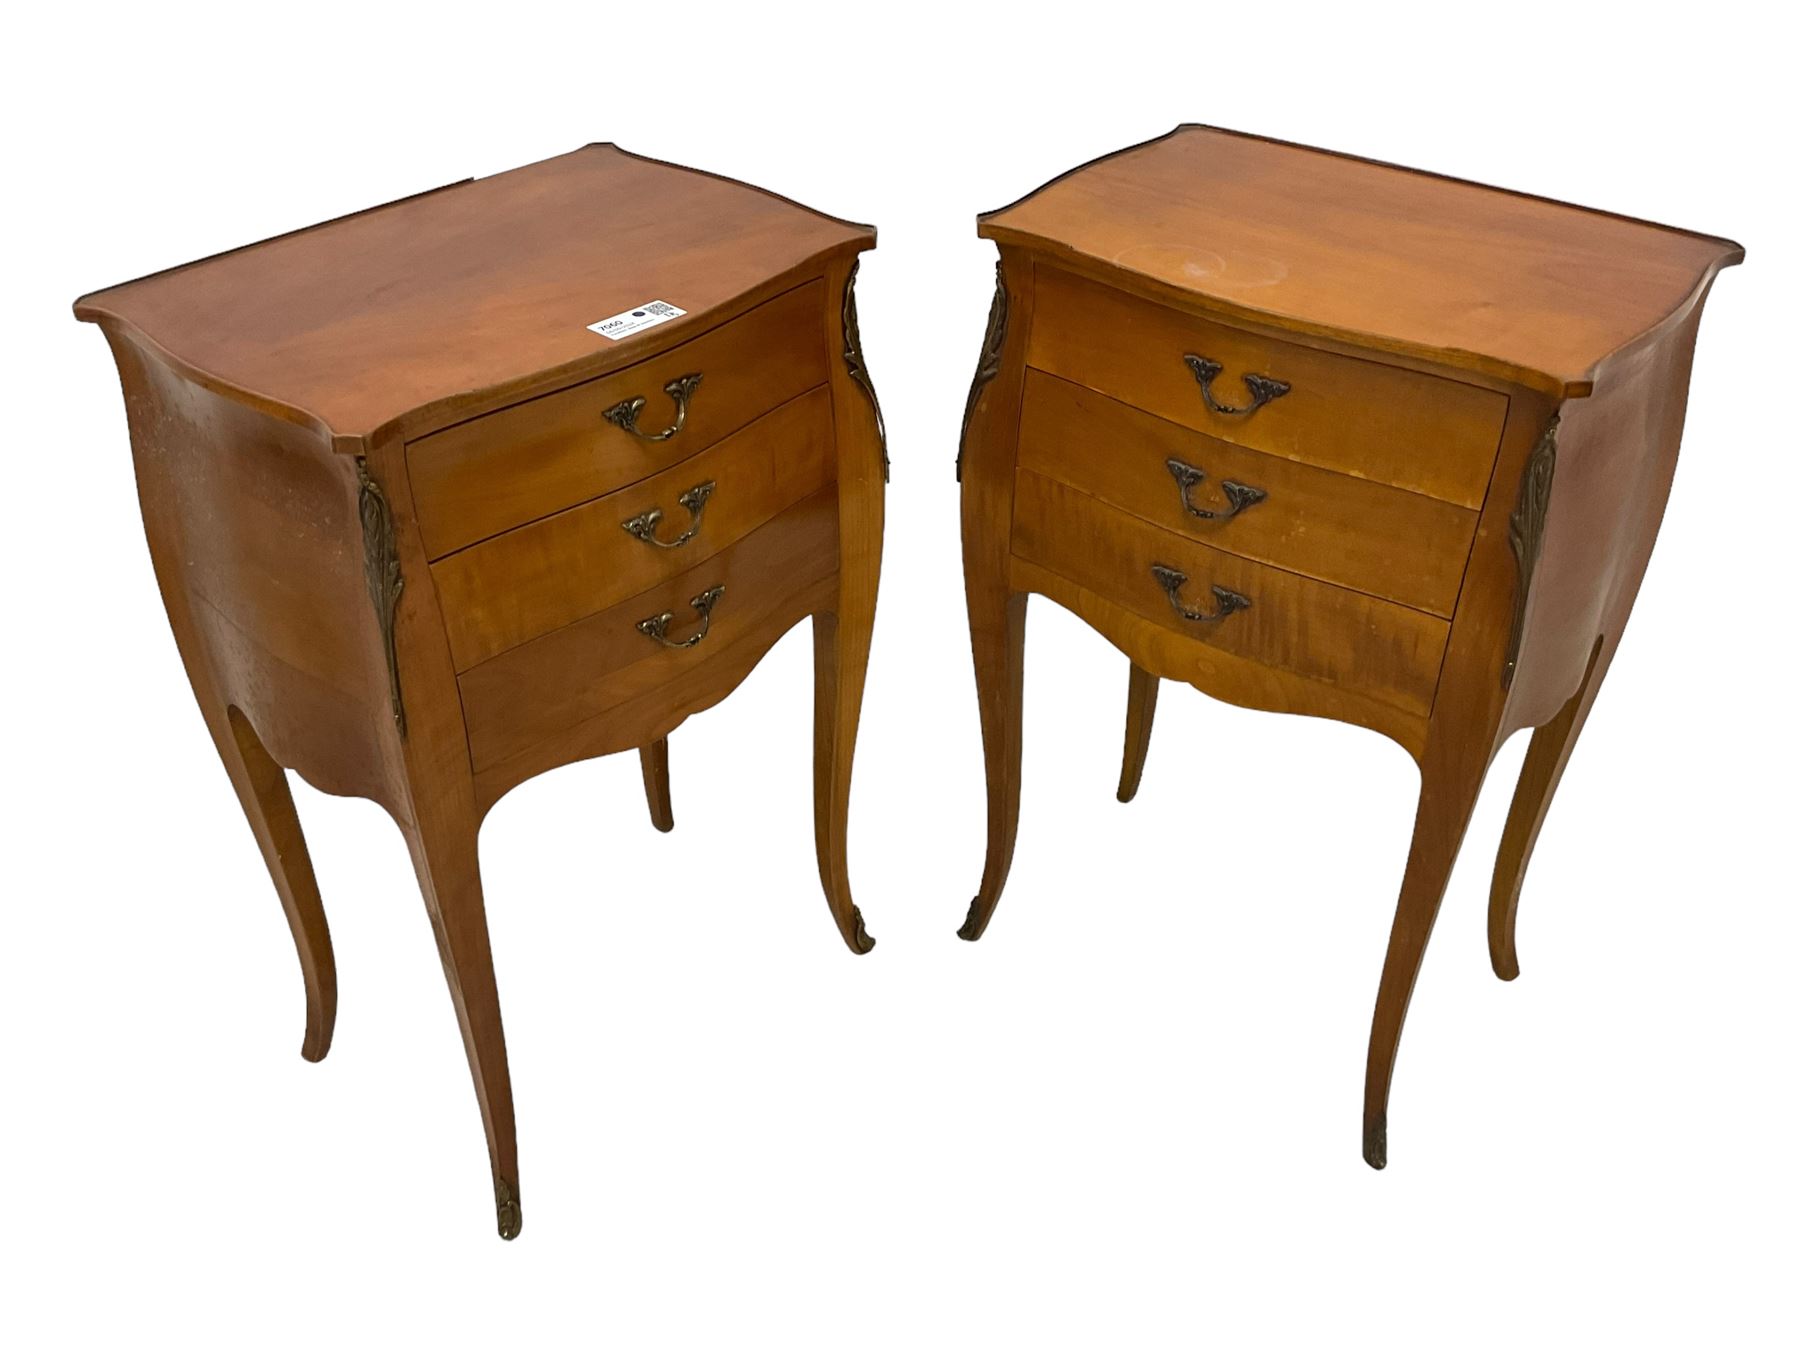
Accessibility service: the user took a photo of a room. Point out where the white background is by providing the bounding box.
[7,2,1796,1344]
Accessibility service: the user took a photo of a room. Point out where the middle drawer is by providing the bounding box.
[1018,371,1477,617]
[434,385,835,670]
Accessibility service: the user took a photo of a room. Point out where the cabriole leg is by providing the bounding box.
[638,737,674,834]
[1115,662,1160,804]
[400,809,520,1239]
[1363,743,1488,1168]
[812,611,877,954]
[1489,637,1613,981]
[958,587,1028,941]
[219,706,337,1062]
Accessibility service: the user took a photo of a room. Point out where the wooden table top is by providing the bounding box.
[979,125,1742,397]
[75,146,874,448]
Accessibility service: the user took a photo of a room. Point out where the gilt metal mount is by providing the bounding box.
[841,259,889,480]
[1184,354,1291,417]
[355,458,406,737]
[1166,457,1267,521]
[604,373,704,442]
[956,261,1010,481]
[1151,563,1251,624]
[495,1176,522,1241]
[1503,415,1560,689]
[622,481,715,549]
[637,584,726,650]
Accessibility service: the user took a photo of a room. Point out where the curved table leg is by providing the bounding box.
[220,706,337,1063]
[400,807,520,1239]
[1489,636,1612,981]
[812,271,885,956]
[959,588,1027,941]
[1363,741,1488,1169]
[812,612,876,954]
[1115,663,1160,804]
[638,737,674,834]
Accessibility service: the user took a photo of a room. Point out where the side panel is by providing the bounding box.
[1501,291,1714,735]
[104,327,405,812]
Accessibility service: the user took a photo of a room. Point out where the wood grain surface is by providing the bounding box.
[75,147,882,1238]
[460,488,840,807]
[75,146,872,447]
[410,279,828,557]
[1011,470,1448,717]
[434,387,835,669]
[1018,370,1477,614]
[1028,264,1508,506]
[959,132,1741,1174]
[983,125,1741,396]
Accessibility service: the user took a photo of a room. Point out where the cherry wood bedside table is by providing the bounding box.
[74,147,886,1238]
[955,126,1741,1168]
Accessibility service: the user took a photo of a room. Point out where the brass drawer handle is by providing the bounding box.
[1166,458,1267,521]
[1184,354,1290,417]
[1152,564,1251,624]
[603,372,704,442]
[636,584,724,649]
[622,481,715,549]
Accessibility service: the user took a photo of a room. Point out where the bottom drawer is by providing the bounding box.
[460,487,839,806]
[1011,470,1447,718]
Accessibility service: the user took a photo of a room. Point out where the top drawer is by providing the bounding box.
[1026,267,1507,508]
[408,280,829,558]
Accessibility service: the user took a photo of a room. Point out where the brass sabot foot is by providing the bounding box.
[495,1177,522,1240]
[849,906,876,955]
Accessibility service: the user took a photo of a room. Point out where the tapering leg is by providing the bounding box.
[1363,745,1488,1169]
[813,251,885,956]
[1115,663,1160,804]
[212,706,337,1062]
[812,612,876,953]
[639,737,673,834]
[400,809,520,1238]
[1489,637,1612,981]
[958,588,1028,941]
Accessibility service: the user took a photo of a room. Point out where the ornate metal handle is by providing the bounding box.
[621,481,715,549]
[1165,458,1267,521]
[1151,564,1251,624]
[603,372,704,442]
[636,584,724,649]
[1183,354,1290,417]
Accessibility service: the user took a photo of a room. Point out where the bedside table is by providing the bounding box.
[955,126,1741,1168]
[74,146,886,1238]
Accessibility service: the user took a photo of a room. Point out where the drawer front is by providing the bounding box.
[435,386,835,671]
[1012,470,1447,717]
[409,280,829,558]
[460,487,839,783]
[1027,267,1507,508]
[1018,371,1476,617]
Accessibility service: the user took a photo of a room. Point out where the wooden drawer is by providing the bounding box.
[1017,370,1476,617]
[460,487,839,789]
[1027,266,1507,508]
[408,280,829,558]
[1011,470,1447,717]
[434,385,835,671]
